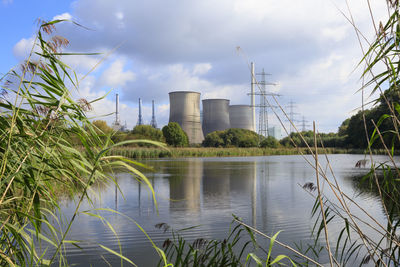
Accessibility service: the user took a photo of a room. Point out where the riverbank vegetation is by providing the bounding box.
[109,146,376,159]
[4,0,400,266]
[286,1,400,266]
[0,20,165,266]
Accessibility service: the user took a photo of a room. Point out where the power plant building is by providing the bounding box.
[229,105,254,131]
[268,126,283,140]
[168,91,204,144]
[202,99,230,136]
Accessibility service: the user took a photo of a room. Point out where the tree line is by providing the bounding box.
[91,91,399,150]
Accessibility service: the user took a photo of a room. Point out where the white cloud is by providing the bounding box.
[62,54,103,73]
[13,37,35,60]
[75,73,138,128]
[115,11,125,29]
[98,58,136,88]
[321,25,350,42]
[192,63,212,76]
[11,0,391,132]
[53,12,72,21]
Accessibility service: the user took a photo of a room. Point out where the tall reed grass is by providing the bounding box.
[109,147,378,159]
[245,1,400,266]
[0,20,166,266]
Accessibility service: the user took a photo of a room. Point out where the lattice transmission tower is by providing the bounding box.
[286,100,300,134]
[300,116,311,132]
[252,69,280,137]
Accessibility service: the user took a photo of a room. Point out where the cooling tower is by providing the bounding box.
[229,105,254,131]
[169,91,204,144]
[202,99,230,136]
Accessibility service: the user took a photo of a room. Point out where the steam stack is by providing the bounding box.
[168,91,204,144]
[251,62,256,132]
[116,93,120,125]
[137,98,143,126]
[112,93,122,130]
[150,100,157,128]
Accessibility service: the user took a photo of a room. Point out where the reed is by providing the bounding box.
[0,20,166,266]
[155,218,296,267]
[271,1,400,266]
[108,146,380,159]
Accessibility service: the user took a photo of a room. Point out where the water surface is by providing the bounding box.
[55,154,394,266]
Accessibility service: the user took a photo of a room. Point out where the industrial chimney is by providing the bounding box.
[112,93,122,130]
[150,100,157,128]
[251,62,256,132]
[137,98,143,126]
[116,93,120,125]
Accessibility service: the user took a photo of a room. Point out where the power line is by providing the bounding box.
[299,116,311,132]
[249,67,280,137]
[286,100,300,134]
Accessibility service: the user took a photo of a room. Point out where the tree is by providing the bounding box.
[202,131,225,147]
[132,125,164,142]
[202,128,259,147]
[92,120,114,134]
[260,136,280,148]
[338,118,350,137]
[162,122,189,147]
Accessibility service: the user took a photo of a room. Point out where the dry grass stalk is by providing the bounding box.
[313,122,334,267]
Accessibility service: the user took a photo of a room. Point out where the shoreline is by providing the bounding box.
[108,147,387,159]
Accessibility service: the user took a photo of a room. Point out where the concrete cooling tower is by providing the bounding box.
[202,99,230,136]
[169,91,204,144]
[229,105,254,131]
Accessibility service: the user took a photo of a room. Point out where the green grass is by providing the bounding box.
[108,146,388,159]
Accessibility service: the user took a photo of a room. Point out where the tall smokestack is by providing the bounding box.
[116,93,120,124]
[251,62,256,131]
[150,100,157,128]
[137,98,143,126]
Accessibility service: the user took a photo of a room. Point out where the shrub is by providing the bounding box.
[132,125,165,142]
[202,128,259,147]
[260,136,280,148]
[162,122,189,147]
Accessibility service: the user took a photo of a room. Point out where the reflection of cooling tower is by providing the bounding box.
[202,99,230,136]
[203,162,230,199]
[229,161,256,194]
[169,91,204,144]
[229,105,254,131]
[169,160,203,212]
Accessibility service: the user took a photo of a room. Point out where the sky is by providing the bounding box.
[0,0,390,134]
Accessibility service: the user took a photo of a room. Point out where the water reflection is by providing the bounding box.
[168,159,202,212]
[203,161,231,208]
[57,154,397,266]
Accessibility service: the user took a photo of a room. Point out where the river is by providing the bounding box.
[53,154,395,266]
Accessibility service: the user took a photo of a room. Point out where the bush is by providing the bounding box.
[162,122,189,147]
[202,131,225,147]
[131,125,165,146]
[132,125,164,141]
[260,136,280,148]
[92,120,114,134]
[279,131,345,148]
[202,128,259,148]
